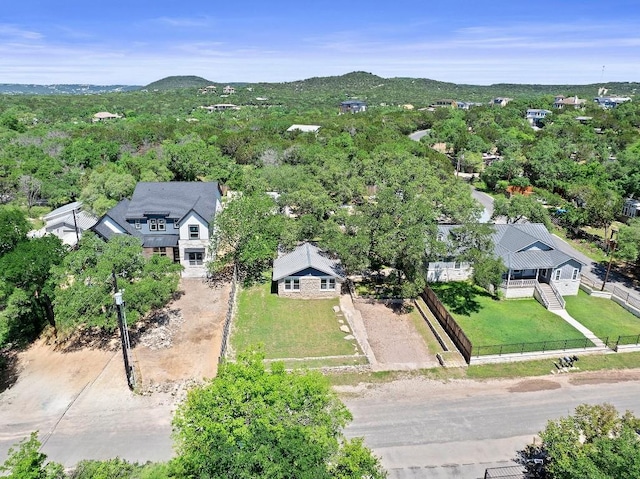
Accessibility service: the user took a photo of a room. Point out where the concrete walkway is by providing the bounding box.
[550,308,607,348]
[339,294,377,366]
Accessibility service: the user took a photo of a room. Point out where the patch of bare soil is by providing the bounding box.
[132,278,231,390]
[355,300,438,366]
[508,379,561,393]
[569,369,640,386]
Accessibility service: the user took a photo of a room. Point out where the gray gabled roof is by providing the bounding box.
[92,198,140,240]
[43,201,82,221]
[125,182,221,224]
[436,223,584,270]
[272,243,344,281]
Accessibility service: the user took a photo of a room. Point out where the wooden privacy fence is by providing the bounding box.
[219,264,238,363]
[421,285,472,363]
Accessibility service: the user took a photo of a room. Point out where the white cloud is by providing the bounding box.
[0,24,43,41]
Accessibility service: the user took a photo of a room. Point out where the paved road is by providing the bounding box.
[344,375,640,479]
[408,129,430,142]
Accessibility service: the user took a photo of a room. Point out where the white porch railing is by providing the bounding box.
[500,278,537,289]
[548,281,566,309]
[534,282,550,309]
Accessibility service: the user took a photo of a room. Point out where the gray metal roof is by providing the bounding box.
[272,243,344,281]
[437,223,583,270]
[142,235,179,248]
[125,182,221,223]
[43,201,82,221]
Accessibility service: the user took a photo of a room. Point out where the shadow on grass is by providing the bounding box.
[429,282,493,316]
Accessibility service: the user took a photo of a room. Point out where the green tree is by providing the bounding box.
[520,403,640,479]
[209,194,285,282]
[172,349,386,479]
[53,233,181,333]
[0,208,30,256]
[0,432,64,479]
[0,236,66,344]
[616,218,640,264]
[492,195,551,228]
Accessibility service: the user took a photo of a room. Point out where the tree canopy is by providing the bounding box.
[53,233,181,333]
[520,403,640,479]
[172,349,387,479]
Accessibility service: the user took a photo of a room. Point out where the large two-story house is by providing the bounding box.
[92,182,222,277]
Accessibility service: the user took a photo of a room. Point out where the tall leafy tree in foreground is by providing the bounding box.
[520,403,640,479]
[0,432,64,479]
[172,349,387,479]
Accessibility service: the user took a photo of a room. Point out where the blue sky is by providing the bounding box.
[2,0,640,85]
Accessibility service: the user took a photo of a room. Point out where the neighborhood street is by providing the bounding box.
[344,371,640,479]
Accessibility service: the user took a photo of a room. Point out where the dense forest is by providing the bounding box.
[1,71,639,346]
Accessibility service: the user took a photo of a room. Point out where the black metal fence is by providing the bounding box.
[613,334,640,348]
[219,264,238,363]
[612,286,640,311]
[474,337,599,357]
[421,285,472,363]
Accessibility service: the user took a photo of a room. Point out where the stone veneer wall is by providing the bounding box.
[551,279,580,296]
[277,277,342,298]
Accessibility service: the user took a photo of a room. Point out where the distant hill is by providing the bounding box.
[1,72,638,104]
[144,76,213,91]
[0,84,140,95]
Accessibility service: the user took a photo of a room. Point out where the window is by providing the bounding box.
[321,278,336,290]
[553,269,561,281]
[572,268,579,280]
[153,247,167,256]
[189,225,200,239]
[149,219,157,231]
[188,252,203,266]
[157,219,166,231]
[284,279,300,291]
[174,221,179,229]
[134,219,141,229]
[454,262,462,270]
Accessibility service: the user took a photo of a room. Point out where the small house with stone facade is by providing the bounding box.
[272,242,344,298]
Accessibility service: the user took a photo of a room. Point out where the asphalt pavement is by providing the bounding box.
[344,376,640,479]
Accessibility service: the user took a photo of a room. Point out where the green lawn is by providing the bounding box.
[565,290,640,342]
[232,281,361,361]
[429,282,591,354]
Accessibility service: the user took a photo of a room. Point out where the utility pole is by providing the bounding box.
[601,230,618,292]
[72,209,80,246]
[113,271,136,390]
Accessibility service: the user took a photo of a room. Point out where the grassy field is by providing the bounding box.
[429,282,589,351]
[232,281,361,361]
[565,290,640,341]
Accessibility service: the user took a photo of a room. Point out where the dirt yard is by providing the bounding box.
[0,278,230,464]
[132,278,231,390]
[354,300,439,368]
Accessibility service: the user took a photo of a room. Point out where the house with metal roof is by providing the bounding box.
[427,224,584,306]
[30,201,97,246]
[92,182,222,278]
[272,242,345,298]
[286,124,321,133]
[339,100,367,114]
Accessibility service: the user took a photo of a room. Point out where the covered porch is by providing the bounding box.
[500,268,553,299]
